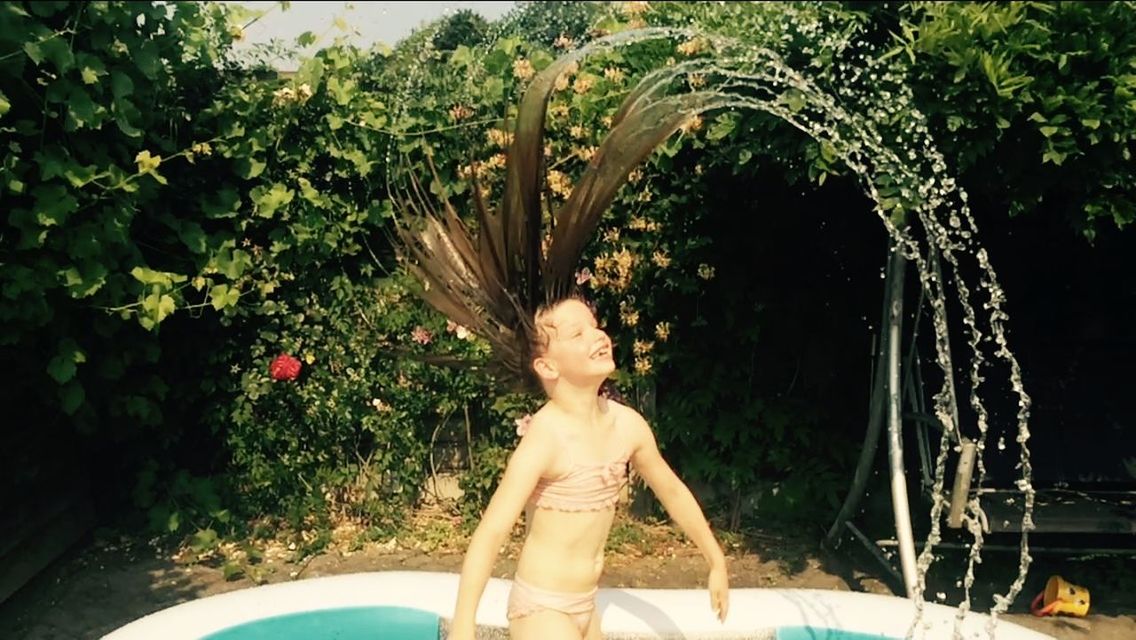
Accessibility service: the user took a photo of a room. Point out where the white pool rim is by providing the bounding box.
[102,571,1053,639]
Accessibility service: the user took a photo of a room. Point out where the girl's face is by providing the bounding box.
[535,299,615,384]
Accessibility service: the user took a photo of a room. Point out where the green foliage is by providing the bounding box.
[882,1,1136,238]
[214,273,496,529]
[0,1,236,434]
[506,1,608,48]
[3,0,1133,546]
[432,9,490,51]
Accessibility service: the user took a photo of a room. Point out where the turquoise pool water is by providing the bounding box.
[777,627,900,640]
[201,606,439,640]
[199,605,900,640]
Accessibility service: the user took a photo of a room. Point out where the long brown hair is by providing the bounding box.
[391,36,723,388]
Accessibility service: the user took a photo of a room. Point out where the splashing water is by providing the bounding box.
[382,4,1036,638]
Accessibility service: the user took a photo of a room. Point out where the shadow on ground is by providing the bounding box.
[1,527,1132,640]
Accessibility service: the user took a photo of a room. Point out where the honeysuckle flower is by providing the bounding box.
[411,326,432,345]
[513,59,535,81]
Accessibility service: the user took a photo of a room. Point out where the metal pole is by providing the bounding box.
[824,248,896,548]
[885,246,918,598]
[947,439,977,528]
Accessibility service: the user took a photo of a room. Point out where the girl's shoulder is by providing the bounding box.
[520,403,560,441]
[606,398,648,428]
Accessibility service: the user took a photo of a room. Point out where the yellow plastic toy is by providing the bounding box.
[1030,575,1090,617]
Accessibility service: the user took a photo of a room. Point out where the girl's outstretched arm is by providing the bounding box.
[449,418,554,640]
[625,406,730,622]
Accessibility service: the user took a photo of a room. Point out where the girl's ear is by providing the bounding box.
[532,356,558,381]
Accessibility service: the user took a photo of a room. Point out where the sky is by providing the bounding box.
[228,1,519,69]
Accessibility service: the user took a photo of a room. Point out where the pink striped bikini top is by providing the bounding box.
[527,454,631,511]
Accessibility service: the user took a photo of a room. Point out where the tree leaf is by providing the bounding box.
[157,294,175,322]
[209,284,240,310]
[111,71,134,99]
[60,380,86,415]
[47,353,77,384]
[33,184,78,226]
[235,156,266,179]
[178,222,207,254]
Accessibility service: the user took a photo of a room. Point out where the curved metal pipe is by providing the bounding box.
[885,248,918,597]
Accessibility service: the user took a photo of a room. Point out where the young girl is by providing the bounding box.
[391,35,734,640]
[446,296,729,640]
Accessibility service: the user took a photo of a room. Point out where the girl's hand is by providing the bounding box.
[709,563,730,622]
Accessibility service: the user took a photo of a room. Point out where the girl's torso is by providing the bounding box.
[514,401,633,592]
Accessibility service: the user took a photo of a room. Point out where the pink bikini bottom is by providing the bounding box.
[507,575,597,634]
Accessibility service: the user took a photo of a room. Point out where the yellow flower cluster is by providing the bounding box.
[272,83,313,107]
[651,250,671,268]
[570,125,587,139]
[688,72,706,88]
[487,153,507,170]
[487,128,514,148]
[449,104,473,121]
[628,217,661,233]
[549,104,571,120]
[634,356,653,375]
[676,38,705,56]
[547,169,573,197]
[604,67,625,83]
[619,300,639,326]
[573,74,595,95]
[697,263,716,280]
[655,322,671,341]
[633,339,655,355]
[594,248,636,292]
[553,34,575,50]
[185,141,213,164]
[576,146,597,162]
[513,59,535,81]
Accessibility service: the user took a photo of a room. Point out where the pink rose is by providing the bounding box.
[515,413,533,437]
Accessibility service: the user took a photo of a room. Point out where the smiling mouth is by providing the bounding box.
[591,344,612,359]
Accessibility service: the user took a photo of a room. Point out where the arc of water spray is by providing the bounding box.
[382,19,1036,639]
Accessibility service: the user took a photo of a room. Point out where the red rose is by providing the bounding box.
[269,353,302,381]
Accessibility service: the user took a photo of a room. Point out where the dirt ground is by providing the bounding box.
[1,517,1132,640]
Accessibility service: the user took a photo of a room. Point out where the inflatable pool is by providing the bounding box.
[102,571,1054,639]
